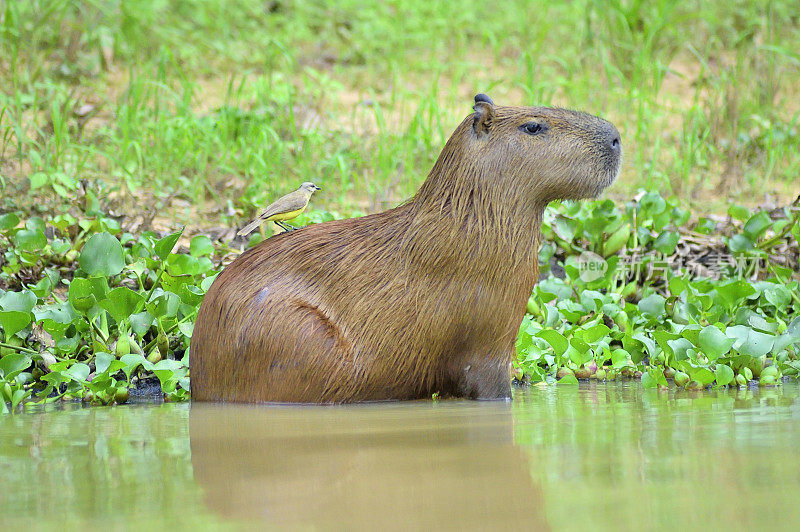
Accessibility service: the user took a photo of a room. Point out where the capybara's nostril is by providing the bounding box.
[604,123,621,155]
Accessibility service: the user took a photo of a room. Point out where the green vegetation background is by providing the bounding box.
[1,0,799,408]
[3,0,799,216]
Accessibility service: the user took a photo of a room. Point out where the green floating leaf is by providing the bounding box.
[166,254,200,276]
[641,371,657,388]
[764,286,791,308]
[155,228,184,259]
[679,324,702,346]
[146,291,181,319]
[0,290,37,313]
[0,310,32,338]
[653,231,679,255]
[28,172,48,190]
[537,278,572,302]
[557,373,579,386]
[177,321,194,338]
[642,367,667,388]
[553,216,577,242]
[190,235,215,257]
[153,359,188,393]
[667,338,693,362]
[698,325,735,361]
[536,330,569,357]
[570,337,591,354]
[0,353,32,379]
[728,204,749,221]
[773,317,800,353]
[715,280,756,308]
[99,287,145,323]
[41,319,71,342]
[743,211,771,240]
[688,366,716,385]
[94,352,115,374]
[30,276,54,299]
[35,302,77,325]
[68,277,109,313]
[129,311,155,335]
[51,239,71,255]
[567,345,592,366]
[611,348,632,368]
[13,229,47,252]
[79,232,124,276]
[715,364,735,386]
[746,314,778,334]
[669,277,690,296]
[672,207,691,227]
[120,353,149,379]
[579,290,606,312]
[638,294,666,319]
[726,325,774,358]
[64,362,90,383]
[0,212,20,231]
[641,191,667,216]
[631,332,658,358]
[695,218,716,234]
[727,234,754,253]
[200,273,218,292]
[26,217,46,233]
[153,359,184,372]
[577,323,611,343]
[11,388,31,410]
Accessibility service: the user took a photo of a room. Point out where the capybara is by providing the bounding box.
[190,94,621,403]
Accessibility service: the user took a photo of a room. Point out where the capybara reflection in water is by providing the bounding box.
[191,94,621,403]
[188,402,549,528]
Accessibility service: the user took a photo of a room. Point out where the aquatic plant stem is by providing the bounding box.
[0,342,38,354]
[758,204,800,251]
[142,311,197,354]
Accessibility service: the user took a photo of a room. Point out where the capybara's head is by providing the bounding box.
[421,94,621,208]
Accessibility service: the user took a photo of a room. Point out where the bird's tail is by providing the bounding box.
[237,218,263,237]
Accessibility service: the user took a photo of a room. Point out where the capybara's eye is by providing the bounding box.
[520,122,546,135]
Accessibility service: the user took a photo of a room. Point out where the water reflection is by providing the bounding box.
[512,382,800,530]
[1,384,800,530]
[0,403,211,529]
[189,400,547,529]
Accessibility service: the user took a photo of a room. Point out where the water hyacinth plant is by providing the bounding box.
[0,211,213,409]
[0,191,797,411]
[516,193,800,388]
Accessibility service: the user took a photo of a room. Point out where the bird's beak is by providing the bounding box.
[316,186,322,191]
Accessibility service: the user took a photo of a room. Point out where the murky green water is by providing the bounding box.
[2,383,800,531]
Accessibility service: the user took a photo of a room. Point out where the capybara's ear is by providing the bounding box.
[472,94,495,138]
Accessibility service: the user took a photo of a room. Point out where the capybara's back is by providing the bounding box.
[191,94,621,403]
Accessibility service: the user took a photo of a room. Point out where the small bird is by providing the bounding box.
[237,182,322,237]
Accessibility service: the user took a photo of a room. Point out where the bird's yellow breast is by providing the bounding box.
[265,207,306,222]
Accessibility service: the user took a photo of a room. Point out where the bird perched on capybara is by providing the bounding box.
[237,181,321,236]
[190,94,621,403]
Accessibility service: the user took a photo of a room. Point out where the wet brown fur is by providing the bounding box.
[190,96,621,403]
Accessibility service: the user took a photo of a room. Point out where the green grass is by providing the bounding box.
[1,0,799,224]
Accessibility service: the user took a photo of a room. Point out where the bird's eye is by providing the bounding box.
[520,122,546,135]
